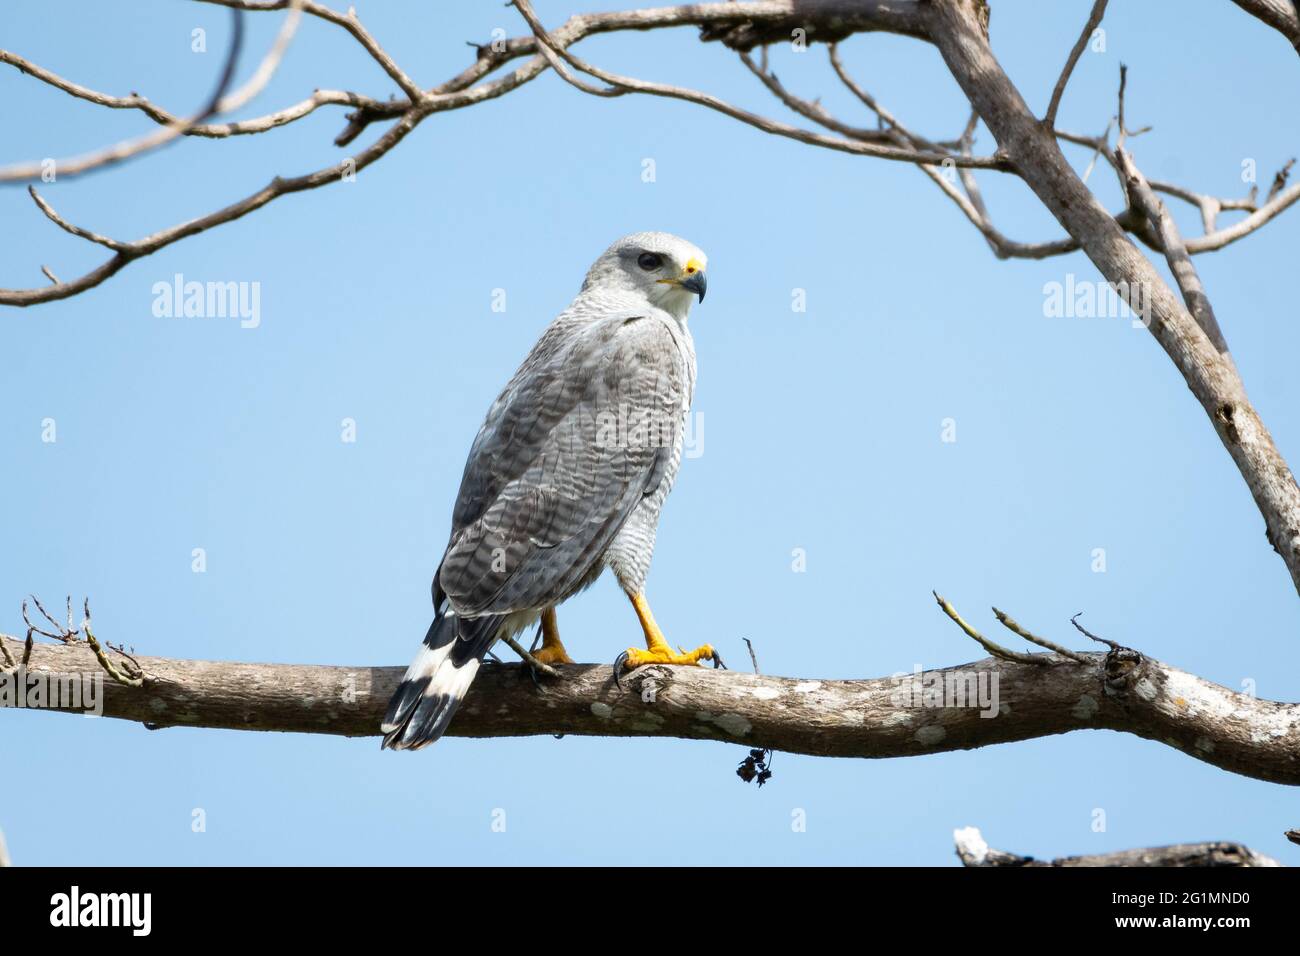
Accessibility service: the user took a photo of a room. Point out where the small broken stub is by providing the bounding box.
[1102,644,1144,697]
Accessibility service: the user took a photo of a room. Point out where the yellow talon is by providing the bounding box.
[533,607,574,665]
[532,644,574,665]
[621,642,717,668]
[620,591,716,670]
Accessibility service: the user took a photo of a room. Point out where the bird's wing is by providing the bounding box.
[438,312,685,615]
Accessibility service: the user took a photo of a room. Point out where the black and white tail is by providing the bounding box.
[381,608,501,750]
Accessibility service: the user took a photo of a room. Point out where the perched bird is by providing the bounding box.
[382,232,717,750]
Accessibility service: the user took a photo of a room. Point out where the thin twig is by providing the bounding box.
[1,102,431,306]
[1078,118,1113,184]
[498,632,560,679]
[0,51,387,142]
[1044,0,1108,130]
[0,8,252,184]
[739,48,895,143]
[1114,63,1152,153]
[1070,612,1119,650]
[510,0,1007,171]
[18,596,144,685]
[992,608,1091,663]
[28,188,130,251]
[83,624,144,687]
[5,0,1294,306]
[932,592,1052,666]
[1117,145,1230,354]
[199,0,423,103]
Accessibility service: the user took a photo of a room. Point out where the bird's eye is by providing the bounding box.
[637,252,663,271]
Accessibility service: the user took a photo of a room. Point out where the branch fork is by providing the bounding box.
[3,596,144,687]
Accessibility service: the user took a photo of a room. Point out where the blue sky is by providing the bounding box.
[2,0,1298,865]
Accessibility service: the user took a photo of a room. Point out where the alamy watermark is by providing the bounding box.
[594,404,704,459]
[1043,274,1151,327]
[0,666,103,716]
[890,665,1000,718]
[50,886,151,936]
[152,273,261,328]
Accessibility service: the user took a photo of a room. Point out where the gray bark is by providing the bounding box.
[6,634,1299,787]
[953,826,1281,867]
[924,0,1300,597]
[1231,0,1300,53]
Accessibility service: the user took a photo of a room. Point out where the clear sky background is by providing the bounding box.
[3,1,1298,866]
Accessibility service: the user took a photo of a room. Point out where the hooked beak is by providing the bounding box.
[679,269,707,303]
[659,256,707,303]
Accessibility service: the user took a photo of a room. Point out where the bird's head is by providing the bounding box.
[581,232,708,321]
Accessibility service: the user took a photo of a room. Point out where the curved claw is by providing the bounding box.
[612,650,630,689]
[524,621,545,689]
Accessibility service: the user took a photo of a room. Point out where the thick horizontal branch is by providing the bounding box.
[953,827,1281,867]
[5,634,1298,786]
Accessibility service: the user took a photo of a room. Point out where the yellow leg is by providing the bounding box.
[620,592,717,669]
[532,607,574,665]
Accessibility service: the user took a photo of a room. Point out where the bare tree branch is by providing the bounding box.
[198,0,422,101]
[3,1,1294,301]
[953,827,1282,867]
[1182,182,1300,252]
[0,46,397,140]
[933,592,1054,665]
[738,49,895,143]
[1231,0,1300,54]
[0,109,427,306]
[512,0,1007,170]
[927,0,1300,599]
[991,608,1092,663]
[0,4,285,183]
[0,13,247,181]
[1,2,945,306]
[1056,128,1300,252]
[29,188,130,251]
[821,41,1281,262]
[4,0,1299,869]
[1044,0,1108,130]
[1117,148,1231,355]
[2,0,1299,612]
[5,619,1300,787]
[742,44,1090,260]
